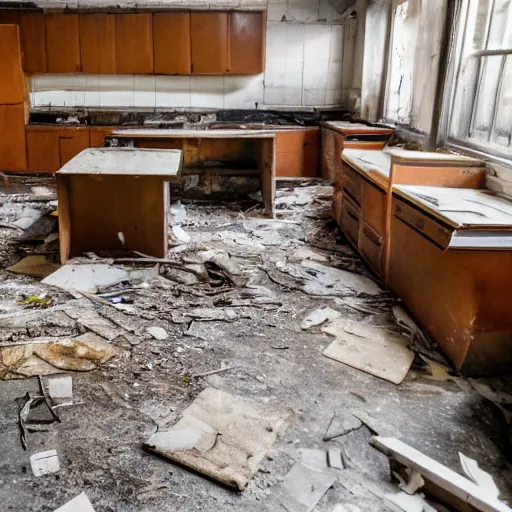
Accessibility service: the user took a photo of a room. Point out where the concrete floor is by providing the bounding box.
[0,183,511,512]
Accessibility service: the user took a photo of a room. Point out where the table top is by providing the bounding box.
[323,121,394,135]
[56,148,183,177]
[111,128,277,139]
[395,185,512,229]
[387,148,484,167]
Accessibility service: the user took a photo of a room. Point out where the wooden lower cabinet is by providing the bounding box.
[26,125,90,172]
[90,126,117,148]
[0,103,27,172]
[275,128,319,178]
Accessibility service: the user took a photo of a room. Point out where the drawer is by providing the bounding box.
[394,197,453,249]
[359,222,384,276]
[341,194,361,247]
[342,162,362,205]
[361,178,386,235]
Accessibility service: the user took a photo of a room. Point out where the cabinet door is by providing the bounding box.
[229,11,265,74]
[0,25,24,104]
[79,13,116,74]
[153,12,191,75]
[45,13,81,73]
[20,12,47,73]
[115,14,153,74]
[58,127,90,166]
[0,104,26,172]
[26,127,60,172]
[275,129,318,178]
[191,12,228,74]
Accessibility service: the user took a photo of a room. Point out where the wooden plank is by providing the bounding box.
[57,175,72,263]
[387,148,484,167]
[79,13,116,74]
[58,127,90,166]
[45,13,81,73]
[68,175,167,258]
[323,121,394,136]
[153,12,191,75]
[259,137,276,217]
[20,11,47,73]
[190,12,228,74]
[115,13,153,74]
[0,24,25,104]
[0,104,27,172]
[228,11,265,74]
[26,126,60,172]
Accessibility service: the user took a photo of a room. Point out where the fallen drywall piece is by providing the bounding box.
[301,307,342,330]
[143,387,292,490]
[30,450,60,477]
[6,255,61,279]
[275,462,336,512]
[48,376,73,404]
[322,321,414,384]
[384,491,437,512]
[54,492,96,512]
[42,264,129,293]
[371,437,512,512]
[459,453,500,499]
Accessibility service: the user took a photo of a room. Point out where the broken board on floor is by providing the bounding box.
[322,320,414,384]
[143,387,292,490]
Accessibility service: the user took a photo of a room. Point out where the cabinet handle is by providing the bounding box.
[416,219,425,230]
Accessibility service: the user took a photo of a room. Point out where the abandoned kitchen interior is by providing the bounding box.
[1,0,512,510]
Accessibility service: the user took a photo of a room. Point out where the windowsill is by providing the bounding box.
[445,137,512,167]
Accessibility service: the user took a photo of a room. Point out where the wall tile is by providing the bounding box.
[287,0,320,22]
[84,75,100,107]
[134,75,156,109]
[302,24,331,105]
[190,76,224,109]
[224,74,264,109]
[267,1,288,21]
[99,75,135,108]
[155,76,191,108]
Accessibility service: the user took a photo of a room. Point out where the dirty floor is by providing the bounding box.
[0,179,511,512]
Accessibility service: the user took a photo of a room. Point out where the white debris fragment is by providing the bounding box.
[54,492,96,512]
[146,326,168,340]
[290,247,328,263]
[48,376,73,404]
[30,450,60,477]
[169,201,187,225]
[301,307,342,330]
[172,225,191,243]
[327,448,343,469]
[384,491,437,512]
[459,453,500,499]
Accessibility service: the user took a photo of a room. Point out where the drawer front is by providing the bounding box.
[359,222,384,276]
[342,163,361,205]
[394,197,453,249]
[361,178,386,235]
[341,194,361,247]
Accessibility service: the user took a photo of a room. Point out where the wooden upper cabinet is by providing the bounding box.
[0,25,25,104]
[20,12,47,73]
[191,12,228,74]
[46,13,81,73]
[153,12,191,75]
[229,11,266,74]
[115,14,153,74]
[79,13,116,74]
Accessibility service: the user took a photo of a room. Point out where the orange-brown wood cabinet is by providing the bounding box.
[0,24,25,104]
[20,12,47,73]
[229,11,266,74]
[153,12,191,75]
[89,126,118,148]
[58,127,90,166]
[275,128,319,178]
[79,13,116,74]
[0,104,27,172]
[45,13,81,73]
[191,12,228,74]
[115,13,153,74]
[0,10,19,25]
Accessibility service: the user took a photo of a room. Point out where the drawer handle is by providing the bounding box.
[363,225,383,246]
[416,219,425,230]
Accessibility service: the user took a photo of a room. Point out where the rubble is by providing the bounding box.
[30,450,60,477]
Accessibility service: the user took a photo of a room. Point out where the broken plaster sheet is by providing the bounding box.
[275,462,336,512]
[42,264,129,293]
[276,260,382,297]
[322,320,414,385]
[54,492,96,512]
[301,307,342,330]
[371,437,512,512]
[384,491,437,512]
[30,450,60,477]
[144,387,292,490]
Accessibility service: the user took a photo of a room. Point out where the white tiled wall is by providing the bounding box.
[31,0,344,110]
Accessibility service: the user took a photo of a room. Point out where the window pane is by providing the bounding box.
[471,0,492,51]
[469,55,502,142]
[491,55,512,151]
[487,0,512,50]
[384,0,418,123]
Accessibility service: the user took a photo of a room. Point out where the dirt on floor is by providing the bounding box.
[0,177,511,512]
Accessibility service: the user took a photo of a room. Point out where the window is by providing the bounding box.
[447,0,512,159]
